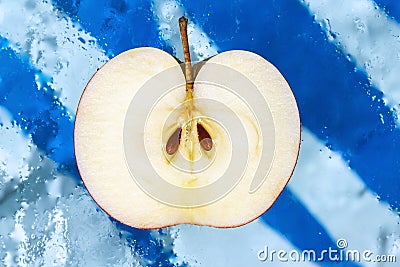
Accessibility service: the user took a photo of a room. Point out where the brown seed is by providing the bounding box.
[197,123,213,151]
[166,127,182,155]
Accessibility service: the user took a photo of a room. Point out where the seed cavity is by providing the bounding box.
[166,127,182,155]
[197,123,213,151]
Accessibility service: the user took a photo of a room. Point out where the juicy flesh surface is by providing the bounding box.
[74,47,300,228]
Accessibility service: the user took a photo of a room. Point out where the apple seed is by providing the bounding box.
[197,122,213,151]
[166,127,182,155]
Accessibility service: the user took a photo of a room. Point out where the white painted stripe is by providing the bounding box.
[42,208,68,266]
[50,187,139,267]
[300,0,400,124]
[0,107,33,213]
[289,129,400,266]
[0,0,108,113]
[0,107,32,183]
[10,209,28,267]
[152,0,218,61]
[173,221,318,267]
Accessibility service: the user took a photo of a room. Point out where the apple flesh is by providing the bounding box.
[74,47,300,229]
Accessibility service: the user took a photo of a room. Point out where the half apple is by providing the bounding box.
[74,18,300,229]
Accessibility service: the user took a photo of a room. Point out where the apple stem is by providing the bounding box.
[179,16,194,99]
